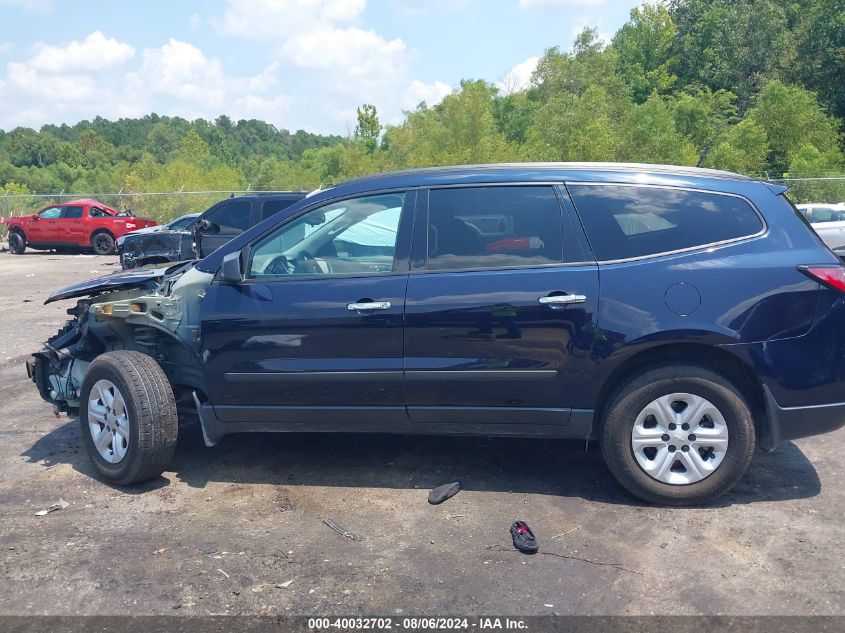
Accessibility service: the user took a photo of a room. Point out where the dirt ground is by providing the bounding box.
[0,250,843,617]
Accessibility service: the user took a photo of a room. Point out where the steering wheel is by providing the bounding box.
[265,254,293,276]
[294,250,321,274]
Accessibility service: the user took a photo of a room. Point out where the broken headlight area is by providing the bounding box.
[30,263,214,418]
[29,303,102,415]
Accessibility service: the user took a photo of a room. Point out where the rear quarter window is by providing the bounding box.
[568,185,764,261]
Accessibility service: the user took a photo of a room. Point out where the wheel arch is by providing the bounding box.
[592,342,767,443]
[90,227,115,241]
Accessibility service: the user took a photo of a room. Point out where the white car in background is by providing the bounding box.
[797,203,845,249]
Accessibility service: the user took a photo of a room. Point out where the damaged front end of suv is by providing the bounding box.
[27,262,213,425]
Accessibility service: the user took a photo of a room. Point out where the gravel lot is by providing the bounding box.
[0,250,843,616]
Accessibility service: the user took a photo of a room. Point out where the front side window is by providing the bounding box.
[38,207,62,219]
[248,192,405,278]
[426,186,563,271]
[569,185,764,261]
[203,201,251,233]
[61,205,84,219]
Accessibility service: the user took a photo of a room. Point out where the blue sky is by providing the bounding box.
[0,0,641,134]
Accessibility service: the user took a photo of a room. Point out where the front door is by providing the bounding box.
[403,185,599,427]
[200,190,414,426]
[28,206,62,243]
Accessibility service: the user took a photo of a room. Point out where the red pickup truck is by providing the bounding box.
[5,199,157,255]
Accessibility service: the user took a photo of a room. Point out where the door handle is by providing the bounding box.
[538,294,587,305]
[347,301,392,312]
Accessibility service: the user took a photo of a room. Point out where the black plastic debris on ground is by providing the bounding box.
[428,481,461,505]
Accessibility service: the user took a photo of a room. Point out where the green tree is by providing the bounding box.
[672,88,737,164]
[670,0,793,113]
[354,104,381,152]
[703,119,770,175]
[612,2,679,102]
[746,80,843,173]
[618,93,698,165]
[791,0,845,120]
[179,130,211,158]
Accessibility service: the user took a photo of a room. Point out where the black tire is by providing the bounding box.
[600,364,755,506]
[80,351,178,485]
[8,231,26,254]
[91,231,115,255]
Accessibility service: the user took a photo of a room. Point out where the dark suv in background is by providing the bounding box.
[118,192,306,268]
[29,163,845,505]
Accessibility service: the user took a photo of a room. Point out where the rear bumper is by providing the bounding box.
[762,386,845,450]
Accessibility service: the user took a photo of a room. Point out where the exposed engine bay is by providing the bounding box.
[27,262,214,417]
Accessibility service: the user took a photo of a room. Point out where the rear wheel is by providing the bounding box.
[80,351,178,485]
[600,364,755,506]
[8,231,26,254]
[91,231,115,255]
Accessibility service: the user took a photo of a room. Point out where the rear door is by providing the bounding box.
[403,184,599,427]
[59,204,85,244]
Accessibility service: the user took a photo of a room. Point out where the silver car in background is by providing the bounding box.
[798,203,845,249]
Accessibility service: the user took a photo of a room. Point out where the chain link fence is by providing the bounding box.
[2,177,845,242]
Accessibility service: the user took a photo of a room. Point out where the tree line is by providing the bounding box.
[1,0,843,220]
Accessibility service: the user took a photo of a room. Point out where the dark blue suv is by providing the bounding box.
[28,163,845,505]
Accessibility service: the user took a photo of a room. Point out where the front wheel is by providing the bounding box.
[80,351,178,485]
[600,365,755,506]
[8,232,26,254]
[91,231,115,255]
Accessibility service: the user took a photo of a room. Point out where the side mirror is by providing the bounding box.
[31,213,39,220]
[196,219,219,234]
[220,251,243,284]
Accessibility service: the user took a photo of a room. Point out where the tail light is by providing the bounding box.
[798,265,845,293]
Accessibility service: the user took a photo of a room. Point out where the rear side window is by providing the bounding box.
[62,205,83,219]
[203,200,251,233]
[568,185,763,261]
[427,186,563,271]
[261,198,299,221]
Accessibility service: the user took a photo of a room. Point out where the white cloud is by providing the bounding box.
[5,61,99,101]
[231,93,293,123]
[402,79,451,110]
[282,27,406,86]
[0,35,297,130]
[0,0,52,13]
[496,55,539,94]
[217,0,366,38]
[0,42,13,54]
[246,62,281,93]
[125,39,227,109]
[28,31,134,73]
[215,0,419,130]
